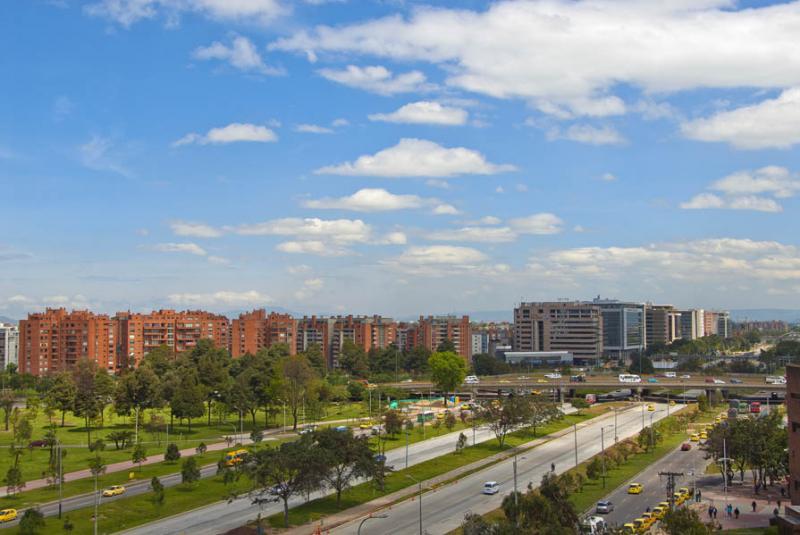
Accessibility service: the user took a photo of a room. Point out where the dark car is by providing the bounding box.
[681,442,692,451]
[28,440,47,448]
[730,378,743,384]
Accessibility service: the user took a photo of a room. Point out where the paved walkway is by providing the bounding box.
[694,471,786,530]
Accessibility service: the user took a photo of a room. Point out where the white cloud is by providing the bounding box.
[170,221,223,238]
[276,240,349,256]
[547,124,626,145]
[429,226,517,243]
[8,295,32,304]
[432,204,459,215]
[315,138,515,178]
[272,1,800,118]
[193,36,282,75]
[173,123,278,146]
[478,216,501,225]
[600,173,617,182]
[682,88,800,149]
[79,136,131,176]
[331,118,349,127]
[153,242,208,256]
[232,217,372,243]
[294,124,334,134]
[85,0,287,27]
[425,179,451,189]
[317,65,430,95]
[515,183,528,192]
[509,213,564,235]
[303,188,424,212]
[368,101,468,126]
[379,231,408,245]
[286,264,311,274]
[168,290,271,307]
[383,245,509,277]
[681,166,800,212]
[295,278,324,300]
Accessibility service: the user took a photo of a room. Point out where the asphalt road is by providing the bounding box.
[330,403,681,535]
[597,440,708,528]
[114,419,529,535]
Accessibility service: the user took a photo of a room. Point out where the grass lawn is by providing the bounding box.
[266,408,611,529]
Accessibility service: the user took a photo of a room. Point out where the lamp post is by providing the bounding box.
[613,408,618,444]
[405,426,410,469]
[406,474,423,535]
[573,423,579,467]
[357,514,389,535]
[57,439,63,519]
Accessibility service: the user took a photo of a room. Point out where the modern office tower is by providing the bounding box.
[592,298,646,360]
[230,309,297,358]
[116,309,230,368]
[0,323,19,370]
[471,332,490,355]
[416,315,471,361]
[645,304,680,347]
[679,309,705,340]
[513,302,603,365]
[716,311,730,338]
[19,308,117,375]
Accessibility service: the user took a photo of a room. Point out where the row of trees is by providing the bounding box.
[645,332,760,357]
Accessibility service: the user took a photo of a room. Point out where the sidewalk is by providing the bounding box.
[281,409,608,535]
[695,471,786,530]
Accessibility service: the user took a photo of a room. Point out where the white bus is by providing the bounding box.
[765,376,786,385]
[618,374,642,384]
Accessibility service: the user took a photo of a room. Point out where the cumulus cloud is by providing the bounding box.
[681,166,800,212]
[79,136,131,176]
[430,213,563,242]
[153,242,207,256]
[315,138,515,178]
[294,124,334,134]
[383,245,509,276]
[509,213,564,235]
[600,173,617,182]
[431,204,459,215]
[85,0,287,27]
[232,217,372,243]
[682,88,800,149]
[547,124,626,145]
[303,188,424,212]
[295,278,324,300]
[429,226,517,243]
[368,101,468,125]
[317,65,430,95]
[168,290,272,306]
[173,123,278,146]
[276,240,349,256]
[271,1,800,117]
[170,221,223,238]
[193,36,282,75]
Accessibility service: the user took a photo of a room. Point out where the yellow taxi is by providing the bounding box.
[622,523,637,534]
[673,492,686,505]
[641,512,656,529]
[690,433,700,442]
[715,416,722,424]
[669,400,676,406]
[102,485,126,497]
[628,482,644,494]
[359,421,372,429]
[460,404,471,410]
[679,487,691,498]
[647,404,655,412]
[0,509,17,523]
[700,431,708,440]
[720,413,728,420]
[537,378,548,383]
[632,518,647,533]
[436,412,445,420]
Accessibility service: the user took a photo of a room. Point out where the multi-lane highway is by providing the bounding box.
[330,403,680,535]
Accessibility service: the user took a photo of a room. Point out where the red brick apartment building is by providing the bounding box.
[19,308,117,375]
[780,364,800,533]
[416,315,472,361]
[230,309,297,358]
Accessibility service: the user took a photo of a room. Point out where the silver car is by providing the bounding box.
[595,501,614,514]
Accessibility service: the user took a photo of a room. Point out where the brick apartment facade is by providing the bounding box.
[416,315,472,361]
[230,309,297,358]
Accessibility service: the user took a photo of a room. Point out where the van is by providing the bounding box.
[482,481,499,495]
[465,375,480,385]
[665,372,677,378]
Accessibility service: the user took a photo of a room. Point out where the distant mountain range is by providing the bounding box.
[0,316,17,325]
[729,309,800,323]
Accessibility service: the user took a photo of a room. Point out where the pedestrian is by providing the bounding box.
[752,500,757,512]
[714,506,718,519]
[727,503,733,517]
[551,462,555,472]
[708,506,714,520]
[646,506,651,513]
[778,499,782,511]
[734,507,740,519]
[697,489,702,502]
[774,507,780,517]
[782,487,787,498]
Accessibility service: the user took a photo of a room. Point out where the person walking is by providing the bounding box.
[727,503,733,517]
[714,506,718,519]
[734,507,740,519]
[774,507,780,517]
[752,500,757,512]
[697,489,702,502]
[551,462,555,473]
[708,506,714,520]
[782,487,787,498]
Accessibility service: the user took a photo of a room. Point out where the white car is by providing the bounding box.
[680,375,692,379]
[544,373,562,379]
[483,481,500,495]
[465,375,480,385]
[713,378,726,384]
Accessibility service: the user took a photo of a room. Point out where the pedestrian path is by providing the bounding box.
[695,472,786,530]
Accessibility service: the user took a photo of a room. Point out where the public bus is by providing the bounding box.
[750,402,761,414]
[416,411,435,423]
[224,448,248,467]
[618,374,642,384]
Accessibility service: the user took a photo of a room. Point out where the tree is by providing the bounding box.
[4,465,24,495]
[339,339,369,377]
[472,353,509,376]
[481,396,534,447]
[62,517,74,533]
[0,389,15,431]
[18,508,45,535]
[194,344,231,427]
[304,344,327,377]
[384,409,403,437]
[697,393,709,412]
[455,432,468,454]
[585,457,602,481]
[250,429,264,443]
[437,339,457,353]
[225,372,257,434]
[106,430,135,450]
[428,352,467,408]
[181,456,201,484]
[72,359,106,443]
[245,436,324,528]
[13,415,33,447]
[196,442,207,455]
[444,411,457,433]
[628,354,654,375]
[114,366,161,420]
[140,345,175,377]
[165,443,181,462]
[170,369,205,431]
[276,355,316,431]
[315,428,375,506]
[150,476,165,506]
[529,400,559,437]
[132,442,147,471]
[404,346,431,374]
[661,507,713,534]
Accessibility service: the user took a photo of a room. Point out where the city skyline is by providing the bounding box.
[4,1,800,319]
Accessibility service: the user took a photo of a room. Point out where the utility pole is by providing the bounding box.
[573,423,578,467]
[600,427,607,488]
[614,408,618,444]
[659,471,684,509]
[57,440,63,519]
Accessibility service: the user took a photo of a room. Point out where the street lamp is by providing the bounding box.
[405,474,424,535]
[573,423,579,467]
[357,513,389,535]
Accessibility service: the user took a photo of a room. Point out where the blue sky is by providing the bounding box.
[2,0,800,318]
